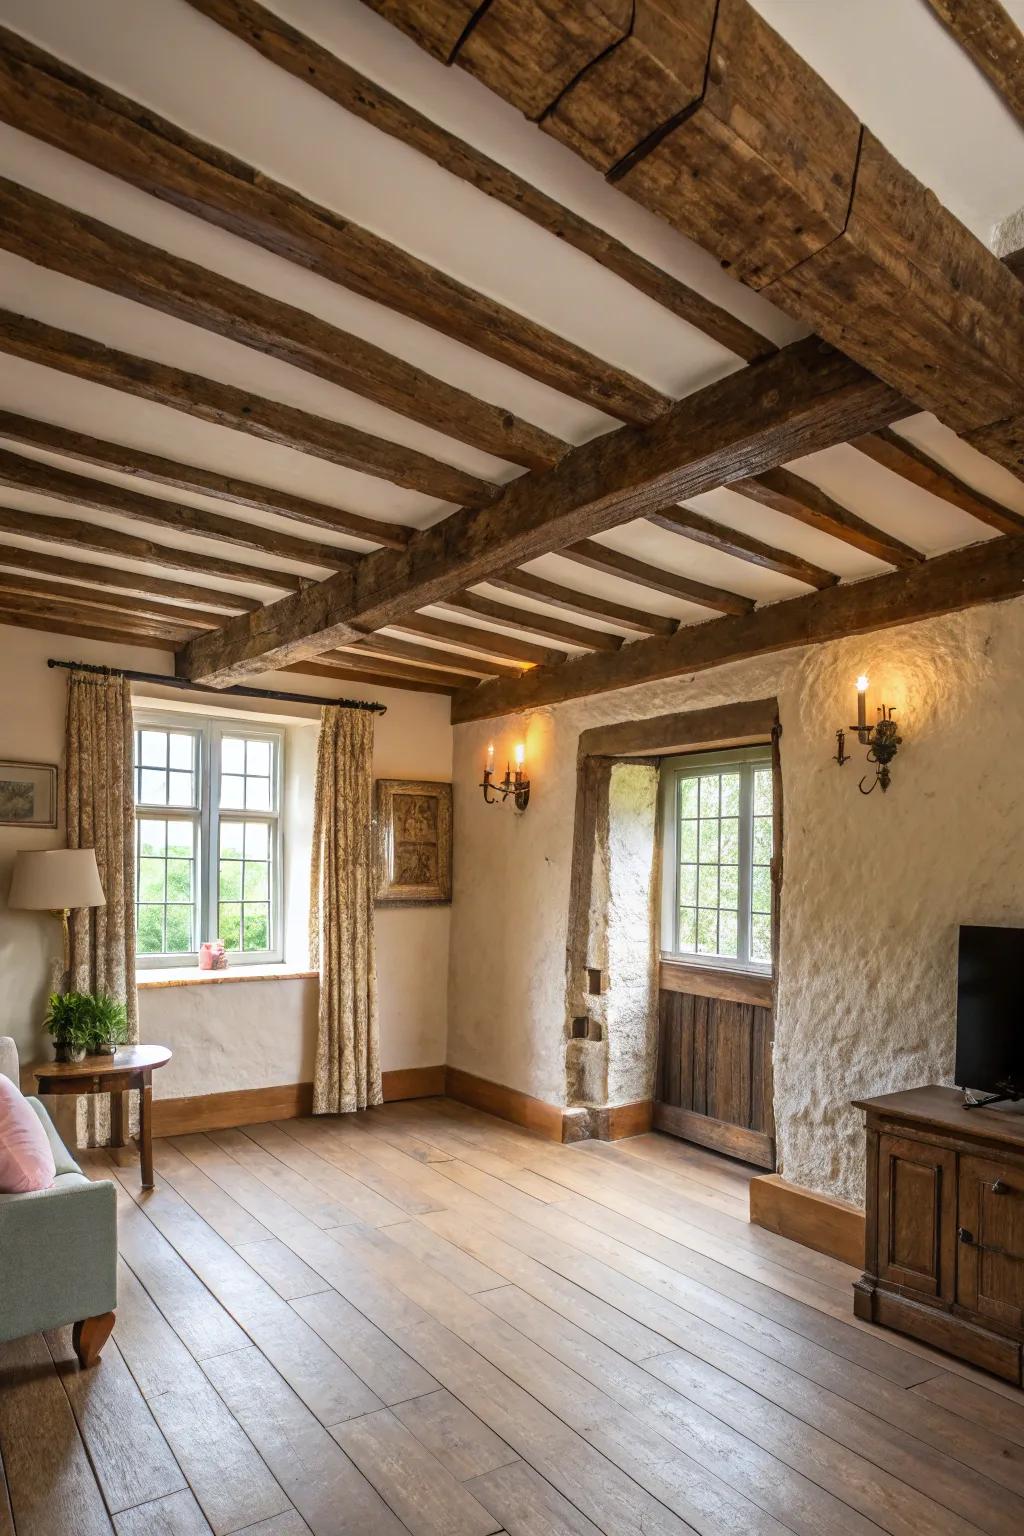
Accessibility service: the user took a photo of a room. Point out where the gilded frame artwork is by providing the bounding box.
[375,779,453,905]
[0,760,58,828]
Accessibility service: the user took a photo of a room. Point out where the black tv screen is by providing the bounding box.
[955,925,1022,1097]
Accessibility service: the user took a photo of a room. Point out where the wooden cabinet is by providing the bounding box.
[856,1087,1024,1383]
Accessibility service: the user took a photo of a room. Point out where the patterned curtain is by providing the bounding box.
[309,706,380,1114]
[66,669,138,1147]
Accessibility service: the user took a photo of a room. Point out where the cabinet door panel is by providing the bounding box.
[957,1155,1024,1332]
[877,1134,956,1300]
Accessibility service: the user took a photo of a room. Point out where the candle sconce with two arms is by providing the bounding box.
[480,741,530,811]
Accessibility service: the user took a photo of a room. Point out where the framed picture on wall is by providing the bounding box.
[0,761,58,828]
[375,779,452,905]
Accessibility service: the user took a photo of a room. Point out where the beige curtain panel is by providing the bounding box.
[66,668,139,1147]
[309,706,381,1114]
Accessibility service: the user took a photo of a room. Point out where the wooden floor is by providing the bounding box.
[2,1100,1023,1536]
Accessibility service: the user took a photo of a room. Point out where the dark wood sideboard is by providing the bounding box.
[854,1086,1024,1382]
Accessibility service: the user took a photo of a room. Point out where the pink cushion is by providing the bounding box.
[0,1074,56,1193]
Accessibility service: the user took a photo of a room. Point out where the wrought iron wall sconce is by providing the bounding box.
[480,741,530,811]
[833,675,903,794]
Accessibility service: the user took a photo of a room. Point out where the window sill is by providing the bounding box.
[138,965,317,990]
[659,958,773,1007]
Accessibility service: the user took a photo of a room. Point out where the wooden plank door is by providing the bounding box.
[876,1133,956,1302]
[957,1154,1024,1332]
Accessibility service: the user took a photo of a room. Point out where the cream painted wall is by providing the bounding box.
[447,595,1024,1207]
[0,623,451,1100]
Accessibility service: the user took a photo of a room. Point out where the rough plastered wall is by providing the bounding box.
[447,593,1024,1206]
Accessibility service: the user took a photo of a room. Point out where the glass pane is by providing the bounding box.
[753,768,772,817]
[720,864,739,909]
[678,778,699,818]
[167,828,194,859]
[720,818,739,864]
[246,739,271,776]
[720,774,740,816]
[243,861,269,900]
[165,859,192,901]
[678,864,697,906]
[219,904,241,949]
[698,819,719,863]
[168,732,194,770]
[753,816,773,864]
[697,864,719,907]
[138,819,167,856]
[699,775,719,817]
[751,864,772,914]
[751,912,772,963]
[243,906,269,950]
[220,821,245,858]
[138,858,165,901]
[219,860,242,901]
[719,910,739,958]
[221,737,245,774]
[137,905,164,954]
[245,777,271,812]
[244,822,269,860]
[696,908,718,954]
[140,768,167,805]
[139,730,167,767]
[678,820,698,862]
[220,774,244,810]
[677,908,696,951]
[167,771,194,807]
[164,906,193,953]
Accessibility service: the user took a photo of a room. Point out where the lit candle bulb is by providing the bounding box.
[485,742,494,776]
[514,743,525,776]
[856,674,869,733]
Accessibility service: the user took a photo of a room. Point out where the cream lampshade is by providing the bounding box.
[9,848,106,974]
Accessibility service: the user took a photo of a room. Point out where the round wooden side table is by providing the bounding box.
[34,1045,172,1188]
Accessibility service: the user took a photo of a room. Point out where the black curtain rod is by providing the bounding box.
[46,659,387,714]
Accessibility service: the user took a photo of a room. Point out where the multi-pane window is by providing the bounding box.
[659,747,774,971]
[133,714,283,967]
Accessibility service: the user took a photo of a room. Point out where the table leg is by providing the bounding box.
[110,1089,126,1148]
[140,1072,154,1189]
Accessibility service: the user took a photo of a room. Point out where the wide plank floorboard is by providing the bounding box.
[5,1101,1023,1536]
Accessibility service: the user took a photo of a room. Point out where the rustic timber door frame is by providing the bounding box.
[563,698,782,1150]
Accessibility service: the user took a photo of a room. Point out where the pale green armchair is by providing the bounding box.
[0,1036,117,1366]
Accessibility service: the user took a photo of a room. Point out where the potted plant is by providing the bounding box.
[44,991,94,1063]
[83,992,130,1056]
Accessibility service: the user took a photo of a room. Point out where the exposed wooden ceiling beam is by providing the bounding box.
[853,428,1024,535]
[187,0,773,364]
[0,571,226,629]
[924,0,1024,127]
[644,504,838,590]
[0,503,306,589]
[0,588,203,642]
[0,310,493,508]
[449,534,1024,721]
[439,590,624,652]
[391,613,560,666]
[486,569,678,636]
[733,467,925,569]
[0,411,412,548]
[369,0,1024,446]
[1007,247,1024,281]
[0,447,355,569]
[342,632,522,678]
[316,650,473,689]
[285,659,459,696]
[176,338,906,682]
[0,25,668,428]
[0,541,261,611]
[560,538,755,615]
[0,605,182,652]
[0,179,563,475]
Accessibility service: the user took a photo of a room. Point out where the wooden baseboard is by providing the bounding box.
[749,1172,865,1267]
[152,1065,445,1137]
[586,1100,654,1140]
[444,1066,567,1141]
[653,1102,775,1168]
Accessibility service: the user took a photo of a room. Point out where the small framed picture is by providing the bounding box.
[0,761,58,828]
[375,779,452,905]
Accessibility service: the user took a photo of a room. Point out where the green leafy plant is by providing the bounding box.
[44,991,130,1058]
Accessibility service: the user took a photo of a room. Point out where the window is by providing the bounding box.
[659,746,774,972]
[134,713,283,967]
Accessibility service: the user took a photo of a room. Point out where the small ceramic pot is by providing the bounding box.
[55,1041,87,1064]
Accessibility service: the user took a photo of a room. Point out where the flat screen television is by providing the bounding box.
[955,925,1022,1105]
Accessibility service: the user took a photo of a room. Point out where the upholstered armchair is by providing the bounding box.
[0,1036,117,1366]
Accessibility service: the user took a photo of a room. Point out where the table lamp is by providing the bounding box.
[8,848,107,975]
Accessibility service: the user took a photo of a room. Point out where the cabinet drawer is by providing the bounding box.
[957,1155,1024,1333]
[877,1134,956,1300]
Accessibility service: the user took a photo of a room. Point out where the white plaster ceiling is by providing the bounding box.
[0,0,1021,671]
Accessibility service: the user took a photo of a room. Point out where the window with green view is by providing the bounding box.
[659,746,774,970]
[133,715,282,967]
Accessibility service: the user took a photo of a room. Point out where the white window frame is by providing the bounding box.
[134,710,284,968]
[659,744,774,976]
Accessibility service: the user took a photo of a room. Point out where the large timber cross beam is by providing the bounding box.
[176,339,905,685]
